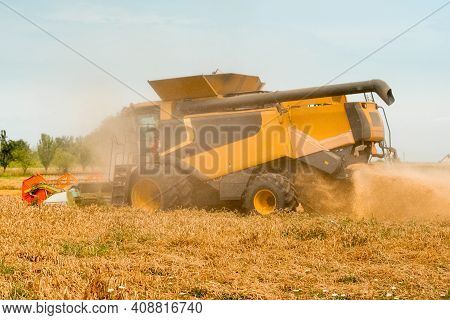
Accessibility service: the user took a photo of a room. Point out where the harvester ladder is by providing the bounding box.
[111,165,133,206]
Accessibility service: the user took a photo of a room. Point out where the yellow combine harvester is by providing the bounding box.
[109,73,396,214]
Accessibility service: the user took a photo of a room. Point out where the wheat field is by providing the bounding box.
[0,196,448,300]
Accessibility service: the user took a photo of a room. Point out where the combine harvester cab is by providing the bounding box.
[114,73,398,215]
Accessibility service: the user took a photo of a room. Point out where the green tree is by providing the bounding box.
[37,133,56,173]
[12,139,33,173]
[53,149,76,173]
[55,136,76,152]
[52,136,78,173]
[76,138,92,171]
[0,130,15,172]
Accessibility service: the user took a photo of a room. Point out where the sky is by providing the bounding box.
[0,0,449,162]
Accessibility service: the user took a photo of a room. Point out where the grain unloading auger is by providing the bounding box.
[104,73,397,215]
[175,79,394,114]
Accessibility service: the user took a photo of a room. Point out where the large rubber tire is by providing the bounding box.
[243,173,298,215]
[130,175,192,212]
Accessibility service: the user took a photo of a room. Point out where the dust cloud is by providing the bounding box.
[84,111,137,174]
[350,163,450,221]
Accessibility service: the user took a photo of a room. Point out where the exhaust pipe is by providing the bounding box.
[177,79,395,114]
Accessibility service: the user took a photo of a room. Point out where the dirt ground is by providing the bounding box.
[0,196,448,300]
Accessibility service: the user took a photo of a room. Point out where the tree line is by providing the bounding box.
[0,130,92,174]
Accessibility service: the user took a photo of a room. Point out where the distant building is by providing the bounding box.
[440,154,450,163]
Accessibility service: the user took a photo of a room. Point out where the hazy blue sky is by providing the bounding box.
[0,0,449,161]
